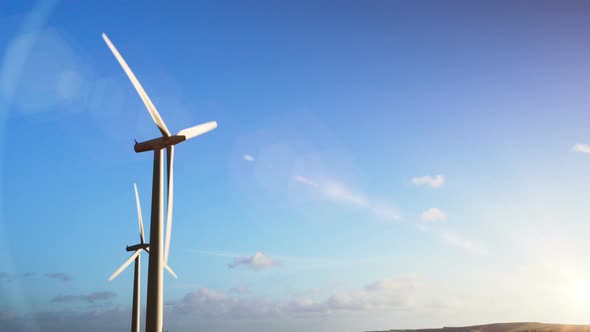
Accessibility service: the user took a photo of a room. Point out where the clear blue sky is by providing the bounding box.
[2,1,590,331]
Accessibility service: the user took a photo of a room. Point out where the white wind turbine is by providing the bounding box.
[102,33,217,332]
[108,183,177,332]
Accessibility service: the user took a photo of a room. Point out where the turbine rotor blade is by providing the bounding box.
[164,264,178,279]
[176,121,217,141]
[164,146,174,264]
[134,183,145,244]
[101,33,171,137]
[108,250,142,281]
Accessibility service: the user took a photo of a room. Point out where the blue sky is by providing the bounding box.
[2,1,590,331]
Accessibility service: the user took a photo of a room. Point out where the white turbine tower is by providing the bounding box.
[102,33,217,332]
[109,183,177,332]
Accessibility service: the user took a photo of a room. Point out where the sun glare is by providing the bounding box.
[572,279,590,306]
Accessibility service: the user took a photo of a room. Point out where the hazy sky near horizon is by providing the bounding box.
[2,1,590,331]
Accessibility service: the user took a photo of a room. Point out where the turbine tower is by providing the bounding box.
[109,183,177,332]
[102,33,217,332]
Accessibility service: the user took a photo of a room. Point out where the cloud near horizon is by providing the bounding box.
[1,275,431,331]
[51,291,116,304]
[166,275,421,319]
[412,175,445,188]
[0,306,131,332]
[294,175,400,221]
[230,286,250,295]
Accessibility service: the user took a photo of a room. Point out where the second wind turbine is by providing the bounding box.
[102,33,218,332]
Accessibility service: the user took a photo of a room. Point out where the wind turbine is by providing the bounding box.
[109,183,177,332]
[102,33,217,332]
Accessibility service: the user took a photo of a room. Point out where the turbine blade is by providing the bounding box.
[176,121,217,140]
[101,33,171,137]
[134,183,145,244]
[164,146,174,264]
[108,250,142,281]
[164,264,178,279]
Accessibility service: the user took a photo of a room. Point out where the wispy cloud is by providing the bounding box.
[572,143,590,154]
[294,175,319,188]
[191,249,359,272]
[243,154,255,162]
[294,175,399,221]
[412,174,445,188]
[188,250,242,258]
[228,252,278,271]
[81,292,116,303]
[51,295,78,303]
[51,291,116,304]
[420,208,447,222]
[440,231,484,254]
[0,272,35,282]
[322,181,369,207]
[45,272,71,282]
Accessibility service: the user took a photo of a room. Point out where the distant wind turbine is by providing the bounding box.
[109,183,176,332]
[102,33,217,332]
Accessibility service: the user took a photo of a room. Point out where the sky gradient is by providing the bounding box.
[2,1,590,331]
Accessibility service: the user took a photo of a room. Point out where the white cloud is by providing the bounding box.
[230,286,250,295]
[167,275,421,319]
[440,231,484,254]
[1,275,427,330]
[411,175,445,188]
[322,181,369,207]
[228,252,278,271]
[294,175,319,188]
[572,143,590,154]
[294,175,399,221]
[371,201,401,221]
[243,154,255,162]
[364,275,421,292]
[290,274,420,313]
[420,208,447,222]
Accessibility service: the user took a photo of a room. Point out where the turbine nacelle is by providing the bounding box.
[134,121,218,153]
[126,243,150,252]
[134,135,186,153]
[109,183,177,282]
